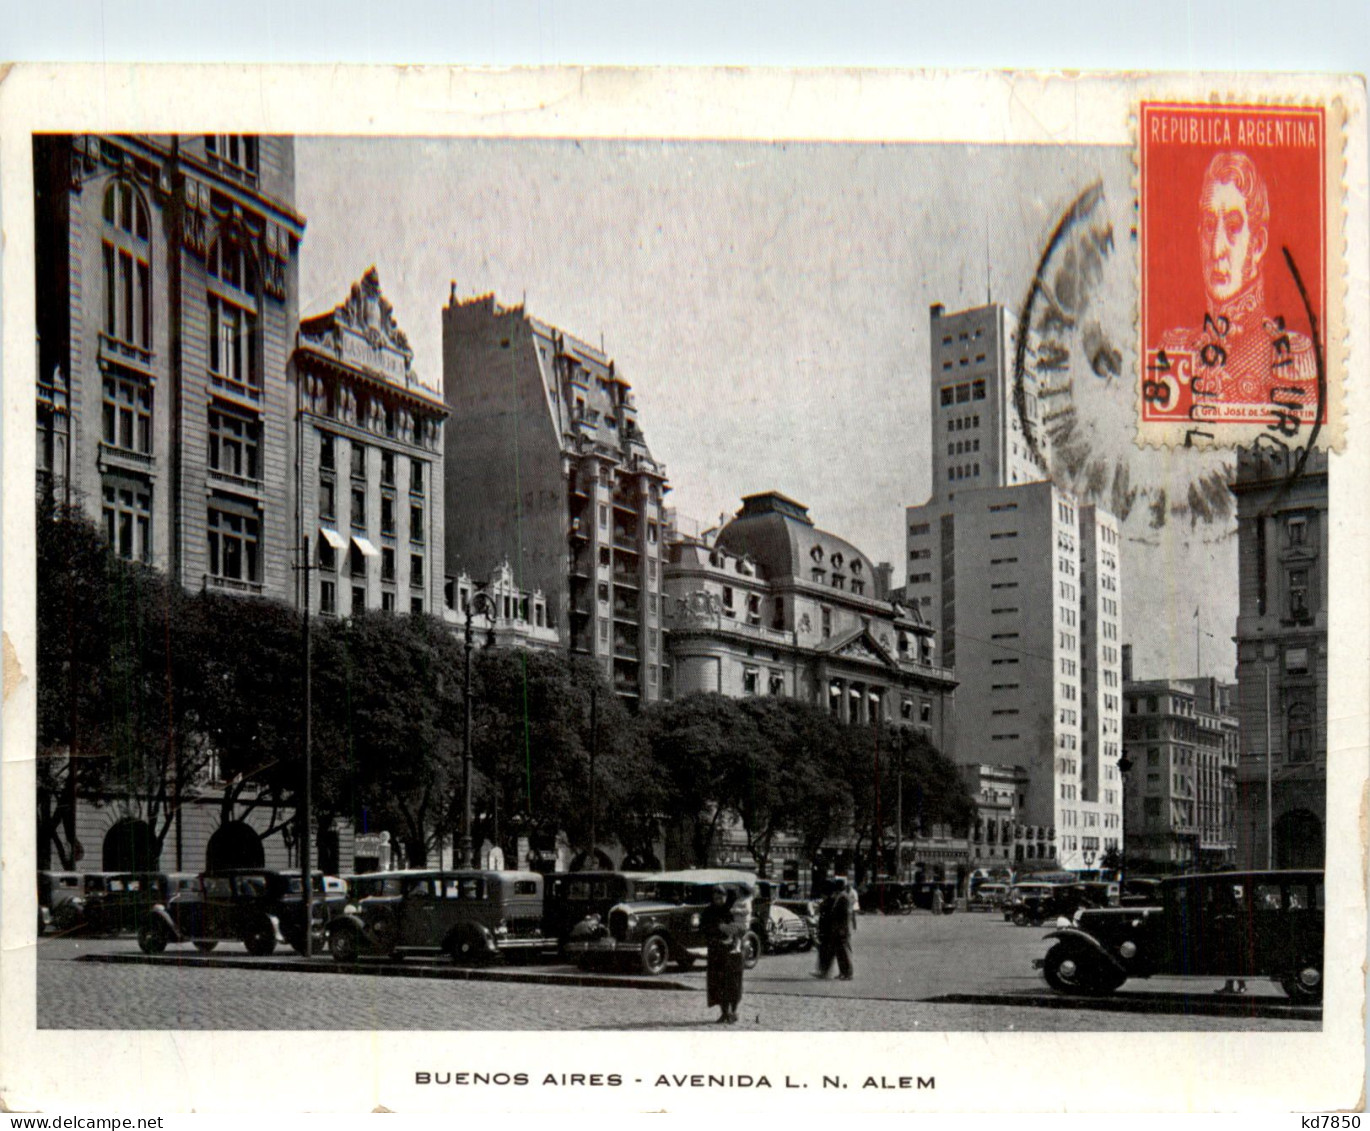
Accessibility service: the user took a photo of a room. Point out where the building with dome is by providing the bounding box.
[665,491,956,738]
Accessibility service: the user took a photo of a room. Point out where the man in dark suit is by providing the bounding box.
[812,878,856,980]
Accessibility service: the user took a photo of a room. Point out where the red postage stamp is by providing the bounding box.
[1138,101,1344,449]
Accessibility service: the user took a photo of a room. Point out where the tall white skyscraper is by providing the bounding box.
[905,302,1123,871]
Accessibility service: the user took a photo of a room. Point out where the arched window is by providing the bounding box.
[207,229,261,392]
[101,180,151,350]
[1287,701,1314,762]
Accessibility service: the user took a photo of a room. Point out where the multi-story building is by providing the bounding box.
[34,133,310,874]
[960,763,1030,871]
[903,302,1123,871]
[36,133,305,600]
[1122,665,1240,869]
[291,267,447,617]
[1232,445,1328,869]
[442,293,669,705]
[663,491,960,886]
[665,491,956,734]
[444,560,561,651]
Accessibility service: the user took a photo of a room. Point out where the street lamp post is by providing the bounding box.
[460,591,498,869]
[1117,752,1134,889]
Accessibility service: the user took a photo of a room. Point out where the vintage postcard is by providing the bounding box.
[0,66,1365,1114]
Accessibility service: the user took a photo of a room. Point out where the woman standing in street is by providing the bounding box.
[701,885,745,1024]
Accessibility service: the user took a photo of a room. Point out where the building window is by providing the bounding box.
[743,668,759,695]
[102,480,151,562]
[351,487,366,532]
[318,539,336,573]
[102,375,152,454]
[350,442,366,479]
[1287,516,1307,546]
[920,700,932,724]
[207,233,259,391]
[205,135,259,178]
[207,506,260,584]
[352,584,366,612]
[381,495,396,537]
[208,406,261,481]
[972,379,986,400]
[821,607,832,639]
[320,579,336,616]
[320,433,335,470]
[381,547,396,582]
[410,457,424,495]
[382,590,396,613]
[410,554,424,588]
[381,450,395,486]
[722,586,735,618]
[411,596,424,616]
[1287,568,1310,619]
[319,477,336,521]
[599,504,608,529]
[101,181,152,351]
[1287,702,1313,762]
[411,504,425,544]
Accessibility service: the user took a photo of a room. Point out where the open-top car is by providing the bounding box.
[327,869,551,964]
[564,868,761,975]
[1035,869,1325,1002]
[138,869,346,956]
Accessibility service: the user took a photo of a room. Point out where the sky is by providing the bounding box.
[297,137,1239,681]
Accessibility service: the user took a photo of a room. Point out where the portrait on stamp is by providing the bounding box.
[1140,103,1327,436]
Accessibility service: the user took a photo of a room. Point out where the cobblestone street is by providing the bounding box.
[37,913,1318,1032]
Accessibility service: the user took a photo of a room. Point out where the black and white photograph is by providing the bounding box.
[1,64,1365,1113]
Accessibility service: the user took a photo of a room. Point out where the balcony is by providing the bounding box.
[613,639,641,661]
[611,570,640,590]
[611,492,640,514]
[569,557,592,580]
[613,601,641,623]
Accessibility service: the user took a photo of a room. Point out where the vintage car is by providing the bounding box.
[1119,877,1163,907]
[907,880,958,914]
[968,882,1010,912]
[564,869,762,976]
[761,904,813,953]
[1004,881,1073,925]
[40,871,114,933]
[543,871,652,948]
[138,869,346,956]
[1035,869,1325,1002]
[327,869,551,964]
[775,896,820,941]
[74,872,169,935]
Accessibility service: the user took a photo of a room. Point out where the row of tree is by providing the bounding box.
[37,503,976,875]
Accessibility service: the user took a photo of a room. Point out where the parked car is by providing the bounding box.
[1004,881,1077,925]
[78,872,169,935]
[761,904,814,953]
[564,869,761,975]
[543,871,652,948]
[857,879,912,915]
[327,869,551,964]
[38,870,82,934]
[775,896,820,940]
[1120,877,1163,907]
[968,882,1010,912]
[138,869,346,956]
[907,880,958,915]
[1035,869,1325,1002]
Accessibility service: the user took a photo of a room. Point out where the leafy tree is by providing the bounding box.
[311,610,464,866]
[643,693,756,866]
[36,501,197,867]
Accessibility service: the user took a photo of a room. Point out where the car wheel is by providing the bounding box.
[53,902,83,933]
[137,921,169,955]
[193,940,219,953]
[1011,909,1030,927]
[741,931,761,970]
[638,934,670,976]
[449,928,488,965]
[1041,944,1118,996]
[1280,965,1323,1004]
[243,919,277,957]
[329,925,360,964]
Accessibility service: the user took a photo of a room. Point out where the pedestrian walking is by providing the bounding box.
[812,877,856,980]
[701,884,745,1024]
